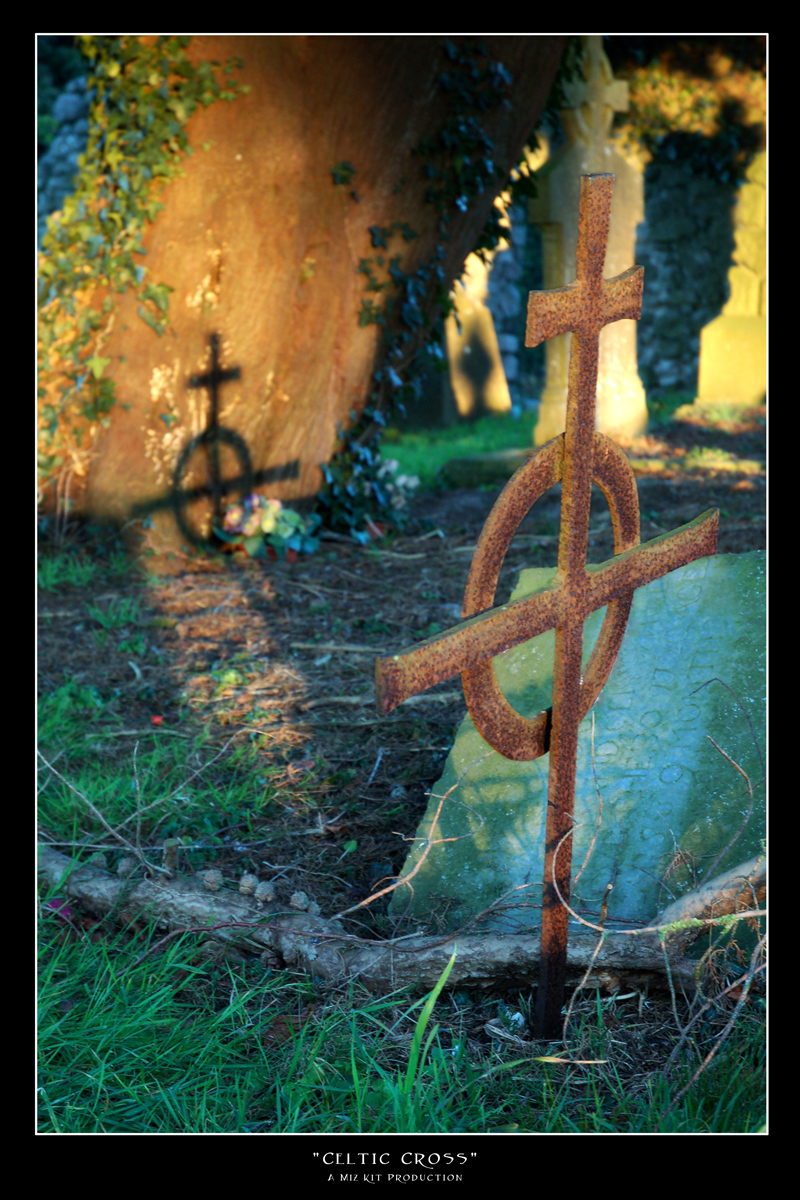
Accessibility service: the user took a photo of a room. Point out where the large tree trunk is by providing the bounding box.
[38,36,566,558]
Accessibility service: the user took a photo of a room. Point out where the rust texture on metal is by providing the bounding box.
[375,439,717,754]
[373,174,718,1038]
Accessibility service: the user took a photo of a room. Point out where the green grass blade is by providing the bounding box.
[403,950,456,1094]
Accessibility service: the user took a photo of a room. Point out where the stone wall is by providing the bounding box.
[635,159,737,396]
[485,201,544,411]
[37,76,90,248]
[484,154,739,408]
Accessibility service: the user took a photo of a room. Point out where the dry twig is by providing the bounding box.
[330,752,493,920]
[37,750,167,875]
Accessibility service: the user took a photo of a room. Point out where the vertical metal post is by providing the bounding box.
[374,175,718,1039]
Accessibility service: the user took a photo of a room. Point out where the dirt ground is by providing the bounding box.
[37,408,765,934]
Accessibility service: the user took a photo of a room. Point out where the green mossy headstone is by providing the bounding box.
[390,552,765,935]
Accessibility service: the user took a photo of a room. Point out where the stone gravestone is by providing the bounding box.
[379,172,723,1036]
[445,246,514,421]
[695,150,767,413]
[528,36,647,446]
[389,551,765,935]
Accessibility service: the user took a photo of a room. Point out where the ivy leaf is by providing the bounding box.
[330,161,356,186]
[137,306,162,333]
[167,98,188,124]
[86,355,111,380]
[142,281,174,314]
[368,226,389,249]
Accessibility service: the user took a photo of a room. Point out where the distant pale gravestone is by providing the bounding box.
[390,551,765,935]
[445,250,514,421]
[528,36,648,446]
[695,150,767,413]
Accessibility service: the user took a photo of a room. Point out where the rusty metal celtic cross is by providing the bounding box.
[375,174,718,1038]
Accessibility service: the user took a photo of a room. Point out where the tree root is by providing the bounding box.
[37,844,765,996]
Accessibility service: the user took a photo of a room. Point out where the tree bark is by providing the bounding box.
[39,844,764,995]
[39,36,567,556]
[646,852,766,956]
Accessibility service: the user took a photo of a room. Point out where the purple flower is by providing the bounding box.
[45,898,75,921]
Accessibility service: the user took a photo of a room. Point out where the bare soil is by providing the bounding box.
[38,409,765,935]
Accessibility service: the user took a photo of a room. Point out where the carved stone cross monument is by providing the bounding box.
[375,175,719,1038]
[529,37,648,445]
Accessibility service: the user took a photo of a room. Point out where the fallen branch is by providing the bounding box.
[38,844,764,996]
[646,852,766,956]
[290,642,384,654]
[299,691,461,711]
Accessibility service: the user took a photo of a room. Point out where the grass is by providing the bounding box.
[38,882,766,1132]
[382,409,538,490]
[382,392,697,489]
[37,508,765,1134]
[38,544,130,592]
[84,595,142,630]
[37,676,766,1133]
[38,682,276,864]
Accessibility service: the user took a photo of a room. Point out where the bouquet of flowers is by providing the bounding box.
[215,495,321,561]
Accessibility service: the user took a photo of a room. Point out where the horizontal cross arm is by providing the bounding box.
[375,581,563,715]
[585,509,718,610]
[375,509,718,717]
[601,265,644,326]
[189,366,241,388]
[526,283,583,347]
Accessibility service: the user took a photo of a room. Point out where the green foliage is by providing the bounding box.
[413,40,513,226]
[37,36,87,153]
[318,437,421,542]
[318,427,393,541]
[85,595,141,630]
[38,680,107,745]
[313,953,466,1133]
[330,160,357,187]
[214,495,322,560]
[317,37,588,537]
[38,549,102,592]
[37,36,249,495]
[611,40,765,184]
[317,39,526,536]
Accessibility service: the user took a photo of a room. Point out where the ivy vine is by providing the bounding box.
[37,36,584,542]
[317,37,583,538]
[37,35,249,491]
